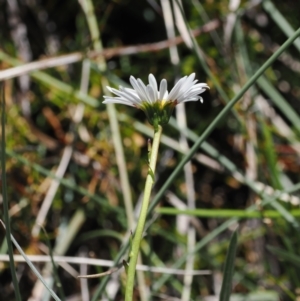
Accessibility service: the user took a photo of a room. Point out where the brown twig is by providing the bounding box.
[77,265,122,279]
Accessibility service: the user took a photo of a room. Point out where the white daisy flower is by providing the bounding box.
[103,73,209,128]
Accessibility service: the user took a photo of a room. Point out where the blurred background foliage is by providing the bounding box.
[1,0,300,300]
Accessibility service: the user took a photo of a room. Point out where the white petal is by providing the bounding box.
[119,87,141,103]
[147,85,156,103]
[175,79,209,103]
[138,79,153,103]
[167,76,187,101]
[106,86,124,96]
[107,88,141,106]
[180,74,196,92]
[159,79,168,100]
[130,76,148,101]
[191,83,209,90]
[103,73,209,110]
[103,97,136,107]
[180,97,200,103]
[148,74,158,100]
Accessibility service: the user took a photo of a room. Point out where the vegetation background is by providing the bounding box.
[1,0,300,300]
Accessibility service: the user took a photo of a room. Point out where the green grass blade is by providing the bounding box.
[157,208,300,218]
[263,0,300,53]
[174,0,232,105]
[260,117,282,189]
[148,27,300,216]
[257,75,300,134]
[267,245,300,267]
[0,84,22,301]
[152,218,238,291]
[41,226,65,300]
[0,221,61,301]
[5,150,125,219]
[168,118,299,226]
[219,231,238,301]
[91,241,129,301]
[152,183,300,292]
[264,194,298,227]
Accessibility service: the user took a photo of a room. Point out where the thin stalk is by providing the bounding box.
[1,84,22,301]
[157,208,300,218]
[40,226,65,300]
[0,220,61,301]
[125,125,163,301]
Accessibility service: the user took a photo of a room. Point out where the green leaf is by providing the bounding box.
[219,230,238,301]
[260,117,282,189]
[267,245,300,267]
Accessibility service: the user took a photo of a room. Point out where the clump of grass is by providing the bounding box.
[1,1,300,300]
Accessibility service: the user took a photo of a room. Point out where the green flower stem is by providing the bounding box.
[125,124,163,301]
